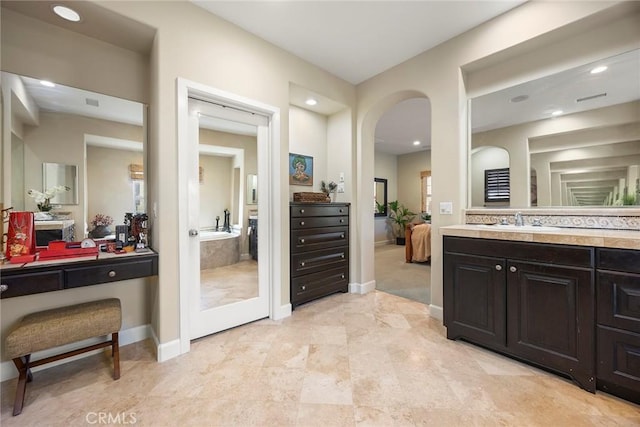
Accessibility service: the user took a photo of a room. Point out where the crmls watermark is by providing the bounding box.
[85,412,137,425]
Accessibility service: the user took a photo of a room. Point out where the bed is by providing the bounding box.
[405,222,432,263]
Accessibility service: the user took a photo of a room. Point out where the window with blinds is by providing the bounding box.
[485,168,510,203]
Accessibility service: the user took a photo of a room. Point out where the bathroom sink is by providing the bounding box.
[473,224,562,232]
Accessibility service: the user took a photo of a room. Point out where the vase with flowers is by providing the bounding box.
[27,185,70,212]
[320,180,338,202]
[89,213,114,238]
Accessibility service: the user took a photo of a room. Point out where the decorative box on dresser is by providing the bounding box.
[290,202,349,309]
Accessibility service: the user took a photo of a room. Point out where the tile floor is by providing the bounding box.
[2,291,639,426]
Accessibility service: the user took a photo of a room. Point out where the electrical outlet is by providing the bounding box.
[339,172,345,182]
[439,201,453,215]
[337,183,345,193]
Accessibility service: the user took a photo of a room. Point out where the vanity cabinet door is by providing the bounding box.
[443,252,506,349]
[506,261,595,392]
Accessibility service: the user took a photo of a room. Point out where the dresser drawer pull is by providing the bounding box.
[339,209,344,213]
[0,284,8,293]
[300,209,305,214]
[301,262,306,267]
[339,219,344,223]
[340,234,345,239]
[300,221,305,226]
[108,270,117,278]
[341,254,345,259]
[301,285,306,291]
[341,274,345,279]
[300,238,305,244]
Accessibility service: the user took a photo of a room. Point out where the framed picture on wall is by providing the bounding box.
[289,153,314,186]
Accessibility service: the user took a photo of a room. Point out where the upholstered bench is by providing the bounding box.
[5,298,122,415]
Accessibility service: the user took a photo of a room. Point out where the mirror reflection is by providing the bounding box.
[1,71,146,243]
[42,162,78,205]
[470,49,640,208]
[190,98,259,310]
[374,177,388,216]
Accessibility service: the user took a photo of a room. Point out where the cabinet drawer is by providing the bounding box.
[290,204,348,218]
[597,325,640,403]
[291,267,348,303]
[597,248,640,274]
[291,247,349,277]
[65,258,156,288]
[597,271,640,332]
[0,270,63,298]
[291,215,348,229]
[291,227,348,252]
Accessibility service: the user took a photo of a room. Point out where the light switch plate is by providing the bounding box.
[339,172,345,182]
[337,183,345,193]
[439,201,453,215]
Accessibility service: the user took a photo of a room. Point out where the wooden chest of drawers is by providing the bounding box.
[290,202,349,309]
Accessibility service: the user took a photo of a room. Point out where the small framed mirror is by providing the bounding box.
[42,162,78,205]
[247,173,258,204]
[374,178,388,217]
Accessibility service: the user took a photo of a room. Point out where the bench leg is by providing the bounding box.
[112,332,120,380]
[12,355,31,416]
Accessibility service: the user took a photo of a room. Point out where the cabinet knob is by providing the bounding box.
[339,209,343,213]
[0,284,8,293]
[300,262,306,267]
[301,285,306,291]
[300,221,305,226]
[340,234,345,239]
[339,219,344,223]
[300,209,305,214]
[300,238,305,244]
[341,254,345,259]
[509,266,517,273]
[495,265,502,271]
[108,270,117,278]
[341,274,345,279]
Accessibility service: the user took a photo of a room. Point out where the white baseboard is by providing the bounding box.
[149,328,182,362]
[375,240,394,246]
[429,304,443,321]
[1,324,151,382]
[349,280,376,294]
[273,303,292,321]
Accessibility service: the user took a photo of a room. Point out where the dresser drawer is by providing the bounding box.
[291,227,348,252]
[65,258,156,288]
[597,325,640,403]
[290,204,348,218]
[290,215,348,229]
[291,246,349,277]
[0,270,63,298]
[597,248,640,274]
[291,267,348,302]
[597,271,640,332]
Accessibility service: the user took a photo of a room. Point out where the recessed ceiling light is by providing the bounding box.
[590,65,608,74]
[551,110,563,116]
[510,95,529,103]
[413,140,421,146]
[53,5,81,22]
[40,80,56,88]
[305,98,317,106]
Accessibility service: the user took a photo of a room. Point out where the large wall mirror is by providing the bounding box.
[470,48,640,208]
[1,71,146,238]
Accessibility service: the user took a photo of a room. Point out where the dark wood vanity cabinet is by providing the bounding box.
[444,236,595,392]
[596,248,640,403]
[1,251,159,299]
[290,203,349,309]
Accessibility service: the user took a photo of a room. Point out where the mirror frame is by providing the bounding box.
[374,177,388,217]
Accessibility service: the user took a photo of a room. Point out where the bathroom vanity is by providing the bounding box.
[442,225,640,403]
[0,250,158,299]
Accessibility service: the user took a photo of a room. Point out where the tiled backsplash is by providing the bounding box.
[465,208,640,231]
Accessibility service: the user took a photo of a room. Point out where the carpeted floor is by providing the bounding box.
[375,244,430,304]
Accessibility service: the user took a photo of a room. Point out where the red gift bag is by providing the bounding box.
[5,212,36,261]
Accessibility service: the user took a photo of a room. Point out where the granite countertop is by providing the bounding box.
[440,224,640,250]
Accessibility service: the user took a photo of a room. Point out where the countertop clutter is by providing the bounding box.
[440,224,640,250]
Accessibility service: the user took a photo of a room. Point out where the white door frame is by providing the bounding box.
[177,77,285,355]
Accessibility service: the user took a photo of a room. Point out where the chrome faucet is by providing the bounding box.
[514,212,524,227]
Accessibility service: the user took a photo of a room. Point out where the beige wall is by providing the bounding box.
[356,1,640,316]
[288,105,328,196]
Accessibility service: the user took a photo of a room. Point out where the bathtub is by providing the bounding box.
[200,228,241,270]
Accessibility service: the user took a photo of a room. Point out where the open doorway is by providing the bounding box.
[373,97,431,304]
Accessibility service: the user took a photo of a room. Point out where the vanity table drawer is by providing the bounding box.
[0,270,63,298]
[65,258,156,288]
